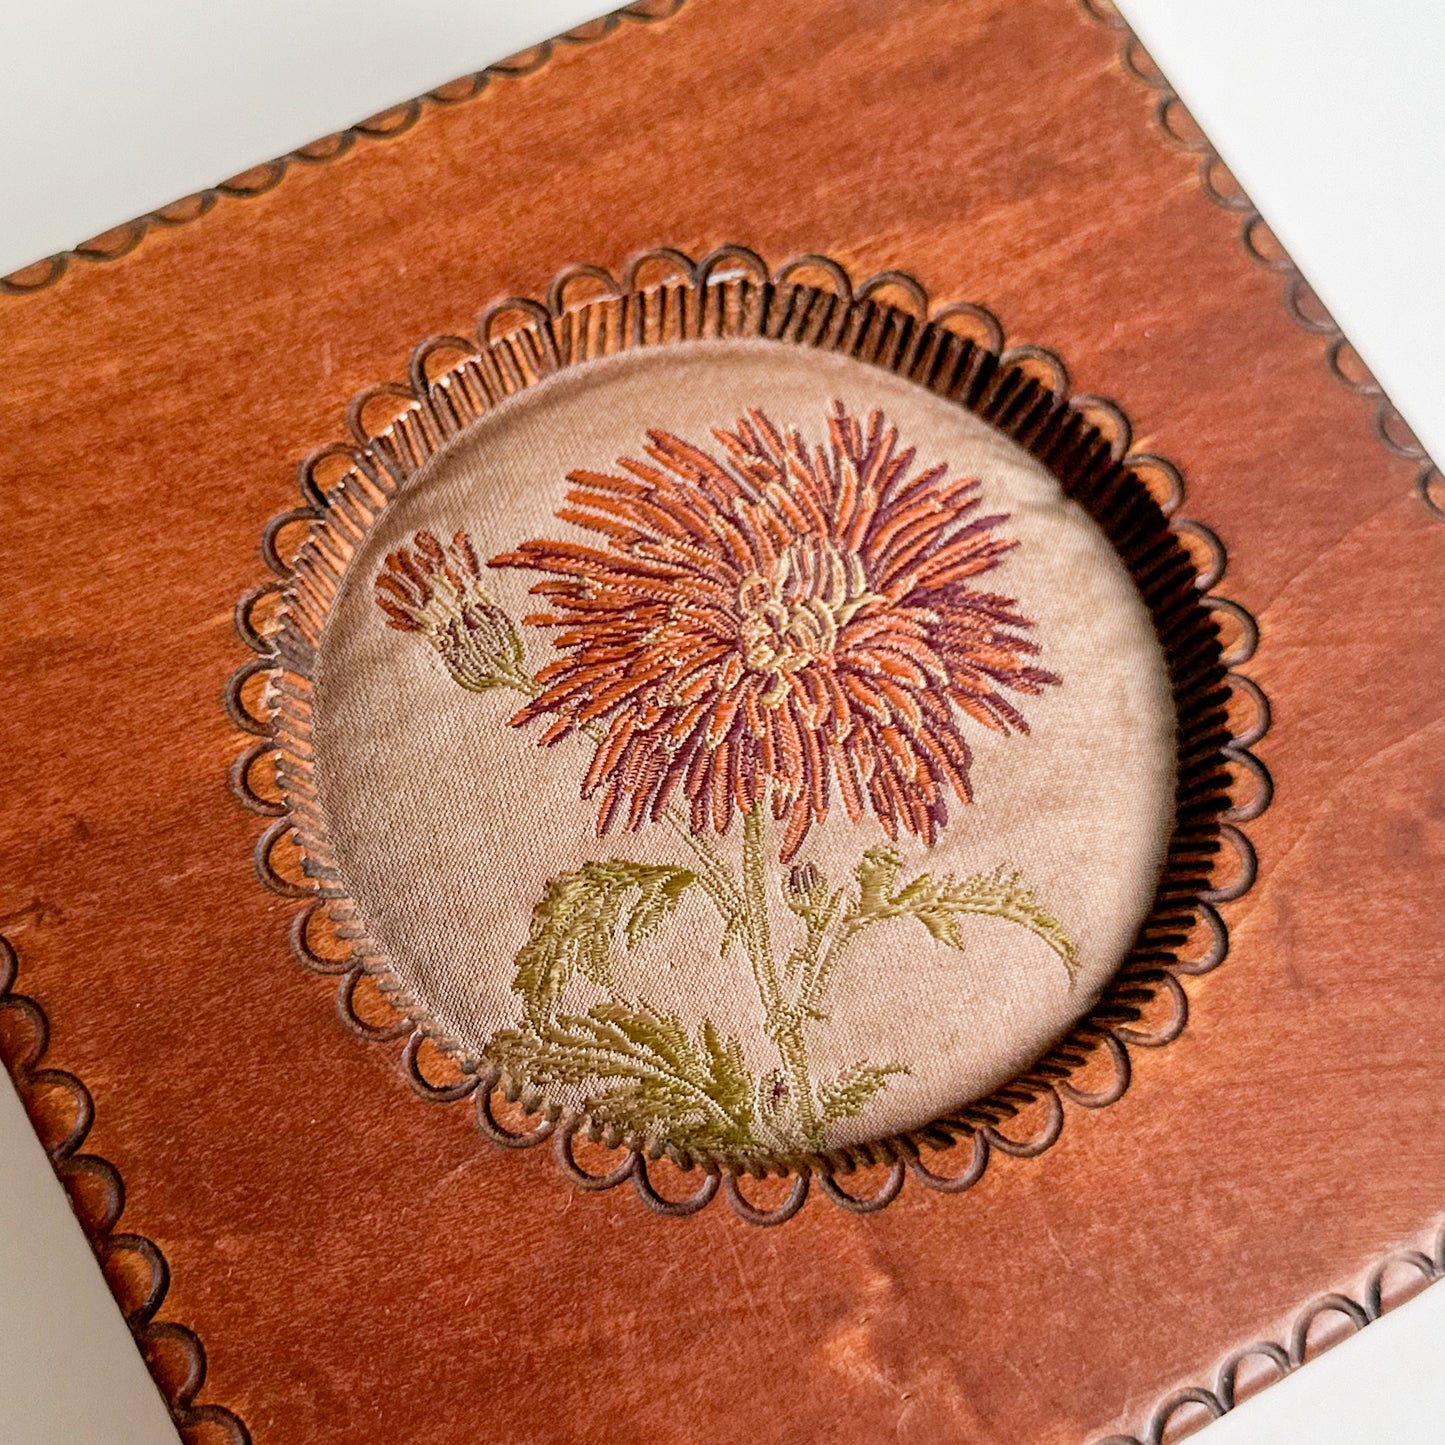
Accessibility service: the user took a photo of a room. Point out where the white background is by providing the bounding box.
[0,1,1441,1441]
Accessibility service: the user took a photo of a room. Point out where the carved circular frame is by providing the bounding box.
[227,245,1270,1224]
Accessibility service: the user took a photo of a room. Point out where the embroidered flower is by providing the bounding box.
[374,530,527,693]
[367,405,1080,1155]
[489,403,1058,859]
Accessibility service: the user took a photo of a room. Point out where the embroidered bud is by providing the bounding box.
[785,862,824,908]
[374,530,529,693]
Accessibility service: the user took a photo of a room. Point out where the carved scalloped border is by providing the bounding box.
[1075,2,1444,1436]
[227,244,1270,1225]
[0,0,687,297]
[1093,1220,1445,1444]
[1078,0,1442,523]
[0,0,1423,1425]
[9,0,1438,532]
[0,932,251,1444]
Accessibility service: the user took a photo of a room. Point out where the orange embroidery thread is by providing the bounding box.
[374,404,1075,1154]
[490,402,1058,861]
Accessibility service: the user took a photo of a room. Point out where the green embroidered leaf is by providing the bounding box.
[512,860,697,1018]
[620,866,697,951]
[817,1061,909,1123]
[853,845,904,918]
[490,1000,757,1154]
[850,846,1078,982]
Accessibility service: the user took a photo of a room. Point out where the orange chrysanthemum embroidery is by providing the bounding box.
[489,403,1059,860]
[370,404,1080,1154]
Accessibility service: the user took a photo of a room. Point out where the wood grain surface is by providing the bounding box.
[0,1,1441,1441]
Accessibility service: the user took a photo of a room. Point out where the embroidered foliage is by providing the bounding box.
[491,1002,756,1155]
[374,405,1078,1158]
[817,1062,910,1123]
[512,860,696,1022]
[848,846,1078,980]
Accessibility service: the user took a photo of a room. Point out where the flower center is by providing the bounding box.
[737,537,879,700]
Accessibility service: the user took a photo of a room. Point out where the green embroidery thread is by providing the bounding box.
[375,406,1080,1156]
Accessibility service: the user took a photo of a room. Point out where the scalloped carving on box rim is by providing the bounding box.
[1076,0,1441,522]
[0,0,686,297]
[0,930,252,1444]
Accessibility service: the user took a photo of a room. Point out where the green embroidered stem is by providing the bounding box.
[802,906,873,1020]
[504,671,746,925]
[658,815,747,929]
[740,803,777,1001]
[499,677,813,1141]
[740,802,820,1146]
[508,672,543,701]
[638,797,826,1149]
[496,672,849,1146]
[636,802,825,1147]
[394,584,1080,1157]
[782,868,846,1012]
[802,847,1079,1019]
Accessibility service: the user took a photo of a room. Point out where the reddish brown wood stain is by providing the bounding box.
[0,1,1440,1441]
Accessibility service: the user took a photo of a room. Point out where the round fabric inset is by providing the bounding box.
[310,339,1176,1158]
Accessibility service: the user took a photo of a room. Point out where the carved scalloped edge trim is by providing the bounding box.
[0,0,687,297]
[1078,0,1442,522]
[1093,1219,1445,1444]
[227,245,1271,1224]
[1038,11,1445,1432]
[0,932,251,1444]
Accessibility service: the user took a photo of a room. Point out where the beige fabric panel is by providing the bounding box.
[312,339,1176,1151]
